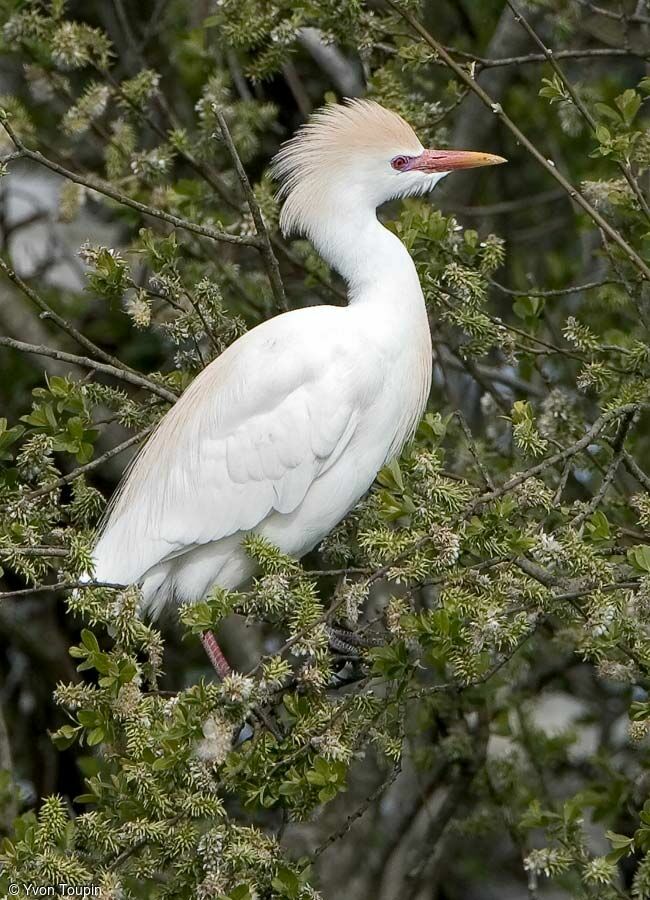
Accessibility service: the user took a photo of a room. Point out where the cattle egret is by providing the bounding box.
[92,99,505,675]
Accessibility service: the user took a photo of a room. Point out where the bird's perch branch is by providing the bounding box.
[384,0,650,283]
[0,580,127,600]
[213,107,288,313]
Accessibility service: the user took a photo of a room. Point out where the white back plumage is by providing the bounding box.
[93,99,435,614]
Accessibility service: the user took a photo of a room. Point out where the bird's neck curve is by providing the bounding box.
[309,200,423,306]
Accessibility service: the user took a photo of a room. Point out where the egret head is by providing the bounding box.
[272,98,506,239]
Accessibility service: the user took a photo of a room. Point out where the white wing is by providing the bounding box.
[93,309,364,589]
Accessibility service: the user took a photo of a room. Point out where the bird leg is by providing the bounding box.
[198,633,282,738]
[200,630,232,679]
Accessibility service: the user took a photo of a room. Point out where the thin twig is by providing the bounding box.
[470,403,641,513]
[0,114,258,249]
[455,411,495,488]
[571,411,637,527]
[476,46,650,67]
[384,0,650,282]
[0,255,172,388]
[622,450,650,493]
[314,763,402,857]
[377,41,650,67]
[6,426,153,511]
[0,579,126,600]
[553,458,573,505]
[490,278,623,297]
[0,335,177,404]
[213,108,288,313]
[505,0,650,221]
[575,0,650,25]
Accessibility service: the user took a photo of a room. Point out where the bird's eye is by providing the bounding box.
[391,155,411,171]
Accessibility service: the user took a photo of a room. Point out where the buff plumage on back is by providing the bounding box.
[271,99,423,238]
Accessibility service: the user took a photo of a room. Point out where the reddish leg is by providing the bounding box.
[200,630,232,679]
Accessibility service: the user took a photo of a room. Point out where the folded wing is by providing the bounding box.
[92,318,360,588]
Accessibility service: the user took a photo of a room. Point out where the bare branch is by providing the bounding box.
[384,0,650,283]
[8,425,153,511]
[575,0,650,25]
[490,277,624,297]
[0,579,126,600]
[0,254,155,377]
[505,0,650,222]
[470,403,642,513]
[622,450,650,493]
[476,46,649,67]
[0,114,259,249]
[314,764,402,858]
[214,108,288,313]
[0,335,177,404]
[571,410,637,527]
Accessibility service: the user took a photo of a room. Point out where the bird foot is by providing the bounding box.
[326,625,384,654]
[200,630,232,680]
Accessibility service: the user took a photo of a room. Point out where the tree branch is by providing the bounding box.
[213,108,288,313]
[505,0,650,222]
[0,254,157,378]
[384,0,650,282]
[314,763,402,858]
[8,425,153,511]
[0,335,177,404]
[0,114,259,249]
[0,580,126,601]
[570,410,636,527]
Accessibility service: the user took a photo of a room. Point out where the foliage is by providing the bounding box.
[1,0,650,898]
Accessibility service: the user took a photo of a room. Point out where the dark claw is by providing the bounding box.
[327,625,385,650]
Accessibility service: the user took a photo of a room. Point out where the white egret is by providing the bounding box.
[92,99,505,674]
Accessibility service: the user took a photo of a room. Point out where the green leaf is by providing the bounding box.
[50,725,80,750]
[627,545,650,573]
[80,629,100,654]
[595,102,621,122]
[226,886,252,900]
[605,830,634,863]
[615,89,641,124]
[271,867,301,898]
[377,458,405,492]
[513,295,545,321]
[86,727,105,746]
[539,75,566,103]
[586,511,611,542]
[369,641,412,679]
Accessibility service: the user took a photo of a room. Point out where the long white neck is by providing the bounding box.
[308,198,424,307]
